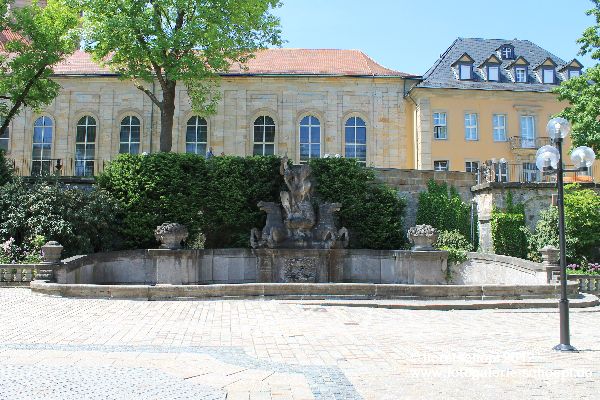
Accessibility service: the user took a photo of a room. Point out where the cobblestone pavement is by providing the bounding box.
[1,289,600,399]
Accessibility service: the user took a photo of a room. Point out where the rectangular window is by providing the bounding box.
[543,68,554,84]
[494,162,509,182]
[569,69,581,79]
[434,160,449,171]
[0,118,8,152]
[459,64,472,80]
[464,113,478,140]
[433,112,447,140]
[465,161,479,173]
[522,162,538,182]
[492,114,507,141]
[520,116,535,148]
[488,66,499,81]
[515,67,527,83]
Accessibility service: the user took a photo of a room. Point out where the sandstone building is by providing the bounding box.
[2,37,597,182]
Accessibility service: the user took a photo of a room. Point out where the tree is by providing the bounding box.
[0,0,79,136]
[78,0,282,152]
[555,0,600,154]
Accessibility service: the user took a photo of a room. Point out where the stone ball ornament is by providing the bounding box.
[407,224,439,251]
[154,223,189,249]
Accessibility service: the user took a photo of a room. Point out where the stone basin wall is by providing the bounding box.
[55,248,554,286]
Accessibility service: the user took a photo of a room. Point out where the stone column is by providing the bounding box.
[540,245,560,282]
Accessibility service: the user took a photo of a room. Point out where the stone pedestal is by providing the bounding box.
[253,249,343,283]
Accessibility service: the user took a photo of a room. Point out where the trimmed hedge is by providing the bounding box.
[490,192,527,259]
[98,154,407,250]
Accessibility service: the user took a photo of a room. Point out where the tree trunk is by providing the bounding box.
[159,81,177,152]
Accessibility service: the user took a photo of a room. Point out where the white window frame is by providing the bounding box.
[31,116,53,175]
[299,115,321,162]
[434,160,449,171]
[520,115,536,148]
[433,112,447,140]
[253,115,276,156]
[515,67,527,83]
[185,116,208,155]
[542,68,554,84]
[568,69,581,79]
[522,162,538,182]
[75,116,96,177]
[344,116,367,164]
[464,113,478,141]
[0,117,9,152]
[501,47,513,60]
[459,64,472,80]
[488,66,499,81]
[494,162,509,182]
[492,114,507,142]
[465,161,479,173]
[119,116,141,154]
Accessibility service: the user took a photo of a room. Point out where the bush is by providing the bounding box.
[97,153,283,249]
[416,180,475,244]
[0,149,14,186]
[0,179,121,258]
[490,192,527,259]
[434,229,473,264]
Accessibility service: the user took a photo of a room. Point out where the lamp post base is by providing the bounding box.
[553,343,578,352]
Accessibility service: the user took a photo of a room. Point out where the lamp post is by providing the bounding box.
[536,117,596,352]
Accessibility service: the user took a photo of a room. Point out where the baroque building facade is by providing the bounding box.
[3,38,597,182]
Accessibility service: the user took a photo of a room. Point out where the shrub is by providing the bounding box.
[0,179,121,258]
[97,153,283,249]
[434,229,473,264]
[309,158,407,249]
[490,192,527,259]
[0,149,14,186]
[416,179,474,244]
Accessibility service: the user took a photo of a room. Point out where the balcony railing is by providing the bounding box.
[478,161,598,184]
[509,136,552,150]
[13,157,110,178]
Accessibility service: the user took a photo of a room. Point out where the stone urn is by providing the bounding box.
[41,241,63,264]
[408,224,438,251]
[154,223,188,249]
[540,245,560,266]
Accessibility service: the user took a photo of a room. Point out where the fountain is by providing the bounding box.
[250,157,349,282]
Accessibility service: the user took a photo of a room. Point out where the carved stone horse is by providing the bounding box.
[312,202,349,249]
[250,201,287,248]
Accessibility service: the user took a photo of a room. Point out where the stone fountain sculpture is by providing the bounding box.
[250,157,349,282]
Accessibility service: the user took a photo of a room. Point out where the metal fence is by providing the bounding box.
[477,162,598,184]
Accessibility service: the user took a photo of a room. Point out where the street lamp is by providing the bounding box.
[535,117,597,352]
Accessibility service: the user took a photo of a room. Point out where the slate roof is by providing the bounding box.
[418,38,576,92]
[50,49,412,77]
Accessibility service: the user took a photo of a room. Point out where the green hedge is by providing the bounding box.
[98,154,407,250]
[97,153,283,249]
[490,193,527,259]
[416,179,474,243]
[309,158,406,249]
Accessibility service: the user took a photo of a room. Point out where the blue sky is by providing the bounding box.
[272,0,596,75]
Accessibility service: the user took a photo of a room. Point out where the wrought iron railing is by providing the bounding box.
[478,162,598,184]
[509,136,552,150]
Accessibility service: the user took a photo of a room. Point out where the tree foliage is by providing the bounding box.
[76,0,282,152]
[0,0,79,135]
[555,0,600,153]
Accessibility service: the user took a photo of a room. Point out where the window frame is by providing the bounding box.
[433,112,447,140]
[31,115,54,175]
[519,115,536,148]
[492,114,507,142]
[185,116,208,155]
[494,161,509,182]
[252,115,276,156]
[344,116,367,164]
[464,113,478,141]
[298,115,321,163]
[0,117,9,152]
[465,160,479,173]
[515,67,527,83]
[568,69,581,79]
[487,65,500,81]
[501,46,514,60]
[434,160,449,172]
[522,162,539,182]
[74,115,96,177]
[119,115,141,155]
[458,64,472,80]
[542,68,555,84]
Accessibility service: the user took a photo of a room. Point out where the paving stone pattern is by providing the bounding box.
[1,288,600,399]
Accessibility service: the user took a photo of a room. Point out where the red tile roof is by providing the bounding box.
[51,49,412,77]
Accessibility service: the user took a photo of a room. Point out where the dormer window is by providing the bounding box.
[542,68,554,84]
[559,59,584,81]
[568,69,581,79]
[515,67,527,82]
[499,45,515,60]
[488,66,499,81]
[459,64,472,80]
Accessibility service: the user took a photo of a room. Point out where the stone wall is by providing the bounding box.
[374,168,477,229]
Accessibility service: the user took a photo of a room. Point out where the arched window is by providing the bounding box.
[253,116,275,155]
[119,116,140,154]
[299,115,320,162]
[185,116,207,155]
[75,116,96,176]
[31,116,53,175]
[0,117,8,152]
[345,117,367,164]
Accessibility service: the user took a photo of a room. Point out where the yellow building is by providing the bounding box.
[2,36,597,182]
